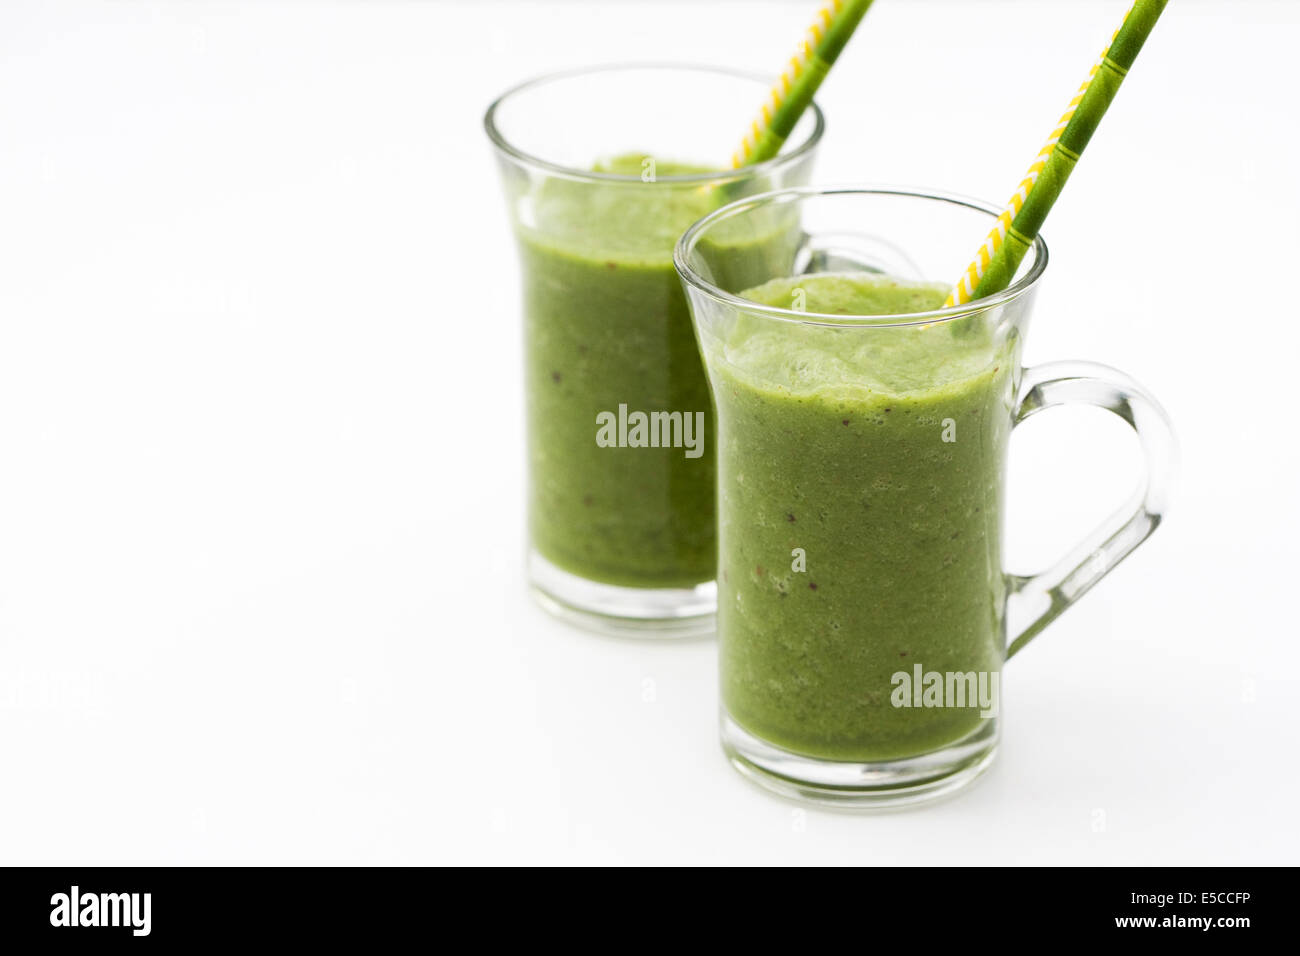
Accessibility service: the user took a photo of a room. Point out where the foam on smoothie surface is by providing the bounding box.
[726,273,994,394]
[527,154,721,261]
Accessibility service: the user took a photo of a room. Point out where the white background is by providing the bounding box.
[0,0,1295,865]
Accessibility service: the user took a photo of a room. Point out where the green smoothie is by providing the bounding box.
[710,273,1016,761]
[516,156,796,588]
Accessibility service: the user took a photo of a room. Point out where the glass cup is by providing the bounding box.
[485,65,824,636]
[675,186,1176,806]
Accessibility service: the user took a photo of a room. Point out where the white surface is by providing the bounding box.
[0,0,1296,865]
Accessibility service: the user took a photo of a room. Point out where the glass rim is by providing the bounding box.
[482,62,826,186]
[673,184,1050,328]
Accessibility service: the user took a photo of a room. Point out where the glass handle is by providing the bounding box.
[1005,361,1177,659]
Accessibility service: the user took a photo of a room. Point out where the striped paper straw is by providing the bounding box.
[731,0,875,168]
[945,0,1168,307]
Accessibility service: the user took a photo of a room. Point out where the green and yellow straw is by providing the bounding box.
[945,0,1168,307]
[731,0,876,168]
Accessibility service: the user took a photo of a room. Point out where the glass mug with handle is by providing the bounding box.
[485,65,823,636]
[675,186,1176,806]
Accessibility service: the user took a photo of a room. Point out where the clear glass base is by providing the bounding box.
[527,550,716,639]
[721,711,998,809]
